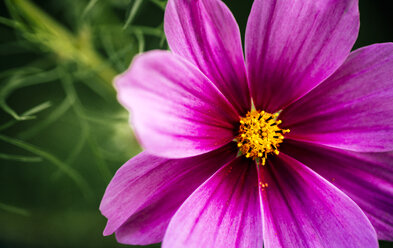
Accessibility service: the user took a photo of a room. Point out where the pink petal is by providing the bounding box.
[259,153,378,248]
[116,50,239,158]
[164,0,250,114]
[162,157,263,248]
[99,143,238,245]
[246,0,359,112]
[281,43,393,152]
[281,139,393,241]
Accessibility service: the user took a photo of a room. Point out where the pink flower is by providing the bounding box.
[100,0,393,247]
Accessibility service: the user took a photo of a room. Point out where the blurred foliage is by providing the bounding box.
[0,0,392,247]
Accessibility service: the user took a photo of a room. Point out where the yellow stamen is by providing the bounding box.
[236,110,289,165]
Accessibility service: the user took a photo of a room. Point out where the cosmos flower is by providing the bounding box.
[100,0,393,247]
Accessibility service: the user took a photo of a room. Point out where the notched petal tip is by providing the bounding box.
[100,143,238,245]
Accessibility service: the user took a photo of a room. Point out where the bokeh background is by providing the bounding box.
[0,0,392,247]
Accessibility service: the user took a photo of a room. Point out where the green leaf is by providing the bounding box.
[0,153,42,162]
[0,134,92,199]
[123,0,144,30]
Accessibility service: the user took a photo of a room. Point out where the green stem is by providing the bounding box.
[0,202,30,216]
[6,0,117,88]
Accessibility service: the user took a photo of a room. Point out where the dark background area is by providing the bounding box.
[0,0,392,247]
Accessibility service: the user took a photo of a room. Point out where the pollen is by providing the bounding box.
[236,110,290,165]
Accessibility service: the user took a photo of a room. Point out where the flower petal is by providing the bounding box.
[116,50,240,158]
[164,0,250,114]
[99,143,238,245]
[162,157,262,248]
[259,153,378,248]
[281,43,393,152]
[281,139,393,241]
[246,0,359,112]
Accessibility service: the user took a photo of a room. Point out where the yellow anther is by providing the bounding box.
[259,182,269,189]
[236,110,289,164]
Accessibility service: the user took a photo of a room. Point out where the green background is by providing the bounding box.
[0,0,392,247]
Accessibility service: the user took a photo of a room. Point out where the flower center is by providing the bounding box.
[236,110,290,165]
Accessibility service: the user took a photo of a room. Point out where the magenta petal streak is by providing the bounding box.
[281,43,393,152]
[116,50,239,158]
[281,140,393,241]
[165,0,250,115]
[162,157,263,248]
[246,0,359,113]
[259,153,378,248]
[102,0,393,247]
[99,143,238,245]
